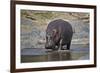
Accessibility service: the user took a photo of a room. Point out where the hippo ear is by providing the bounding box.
[53,29,57,35]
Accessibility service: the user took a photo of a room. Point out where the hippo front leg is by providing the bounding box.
[58,39,63,51]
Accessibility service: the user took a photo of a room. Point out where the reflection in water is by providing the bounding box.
[47,51,71,61]
[21,51,71,63]
[21,44,89,63]
[21,51,89,63]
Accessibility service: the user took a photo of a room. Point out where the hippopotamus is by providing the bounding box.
[45,19,73,50]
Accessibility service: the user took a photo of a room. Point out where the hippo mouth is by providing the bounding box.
[45,45,55,49]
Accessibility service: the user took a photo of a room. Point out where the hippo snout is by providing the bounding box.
[45,43,55,49]
[45,44,51,49]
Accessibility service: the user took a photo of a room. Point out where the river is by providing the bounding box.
[21,44,89,63]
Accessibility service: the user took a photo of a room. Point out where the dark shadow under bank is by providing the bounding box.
[21,44,89,63]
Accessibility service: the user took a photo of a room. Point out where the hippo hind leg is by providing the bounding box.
[67,41,71,50]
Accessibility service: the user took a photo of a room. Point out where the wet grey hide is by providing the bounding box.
[45,19,73,50]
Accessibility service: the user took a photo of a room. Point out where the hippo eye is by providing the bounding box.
[46,36,48,39]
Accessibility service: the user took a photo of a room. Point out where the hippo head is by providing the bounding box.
[45,29,60,49]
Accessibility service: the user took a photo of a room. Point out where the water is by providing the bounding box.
[21,44,89,63]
